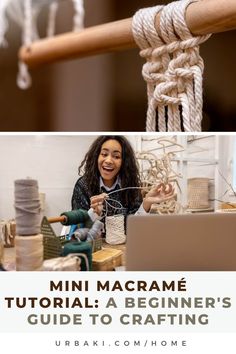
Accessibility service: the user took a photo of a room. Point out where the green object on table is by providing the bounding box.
[60,209,93,228]
[62,241,92,271]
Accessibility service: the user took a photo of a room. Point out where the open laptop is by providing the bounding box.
[126,213,236,271]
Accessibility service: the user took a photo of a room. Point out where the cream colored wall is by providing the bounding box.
[0,135,96,223]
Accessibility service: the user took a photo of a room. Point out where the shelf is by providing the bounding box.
[187,208,214,213]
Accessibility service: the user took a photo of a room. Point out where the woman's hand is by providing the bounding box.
[90,193,108,215]
[143,183,175,212]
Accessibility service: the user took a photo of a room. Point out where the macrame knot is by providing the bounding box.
[154,81,180,106]
[142,62,165,84]
[132,0,211,132]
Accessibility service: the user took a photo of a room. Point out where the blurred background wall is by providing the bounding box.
[0,0,236,132]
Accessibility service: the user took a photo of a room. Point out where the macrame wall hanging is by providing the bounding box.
[132,0,211,132]
[2,0,230,132]
[0,0,84,89]
[136,137,184,214]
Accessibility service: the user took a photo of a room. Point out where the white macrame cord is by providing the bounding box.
[102,197,126,245]
[1,0,85,89]
[105,215,126,245]
[132,0,211,132]
[17,0,33,89]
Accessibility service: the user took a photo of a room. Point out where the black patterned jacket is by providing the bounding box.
[71,176,142,229]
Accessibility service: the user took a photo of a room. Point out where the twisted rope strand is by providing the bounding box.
[132,0,211,132]
[72,0,85,31]
[0,0,9,47]
[17,0,32,89]
[133,6,165,131]
[47,1,59,38]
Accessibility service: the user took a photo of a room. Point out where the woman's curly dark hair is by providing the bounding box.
[78,135,142,206]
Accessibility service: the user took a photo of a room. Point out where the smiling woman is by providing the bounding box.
[71,136,175,242]
[71,136,143,228]
[97,139,123,189]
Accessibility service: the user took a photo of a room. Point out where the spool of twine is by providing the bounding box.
[15,234,43,271]
[14,179,41,236]
[73,228,90,241]
[87,220,104,239]
[105,215,126,245]
[60,209,91,227]
[72,220,103,248]
[14,179,43,271]
[187,177,210,209]
[87,220,104,252]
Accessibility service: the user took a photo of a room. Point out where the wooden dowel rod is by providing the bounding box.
[19,18,134,67]
[47,216,66,224]
[19,0,236,67]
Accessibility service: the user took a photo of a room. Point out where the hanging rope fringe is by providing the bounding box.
[17,61,32,89]
[0,0,9,47]
[47,1,59,38]
[2,0,85,89]
[17,0,33,89]
[132,0,211,132]
[72,0,85,31]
